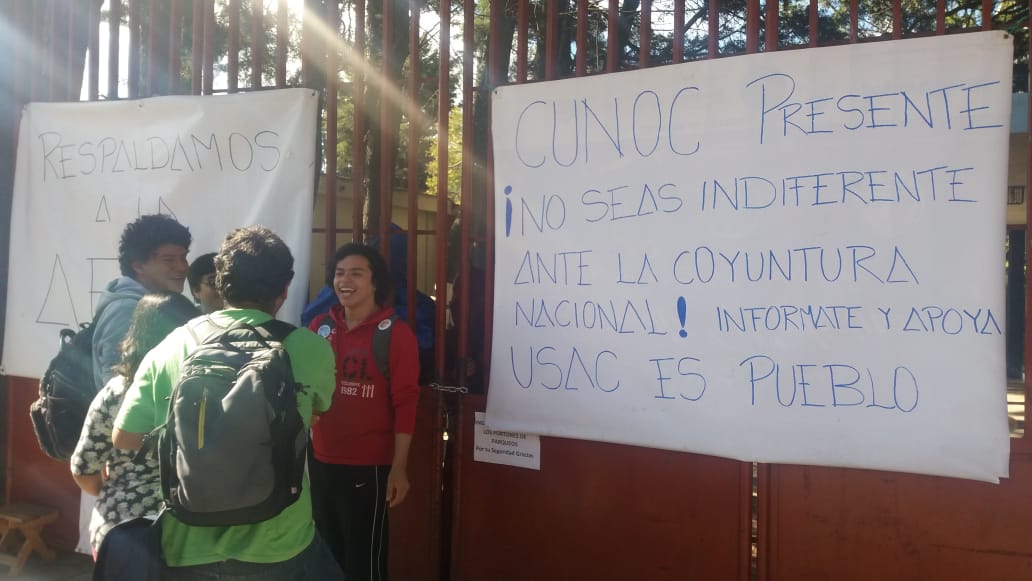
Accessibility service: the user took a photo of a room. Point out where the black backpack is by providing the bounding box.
[156,317,306,526]
[30,294,137,461]
[30,314,109,461]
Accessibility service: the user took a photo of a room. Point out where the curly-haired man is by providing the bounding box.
[91,214,191,391]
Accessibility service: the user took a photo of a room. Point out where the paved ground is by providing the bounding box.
[3,551,92,580]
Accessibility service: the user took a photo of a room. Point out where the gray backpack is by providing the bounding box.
[156,317,306,526]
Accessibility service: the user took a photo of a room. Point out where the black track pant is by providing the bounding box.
[310,457,391,581]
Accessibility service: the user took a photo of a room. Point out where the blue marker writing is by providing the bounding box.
[505,185,513,238]
[677,296,687,338]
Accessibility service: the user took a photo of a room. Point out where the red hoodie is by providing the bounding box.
[309,305,421,465]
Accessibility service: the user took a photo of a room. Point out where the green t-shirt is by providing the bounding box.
[115,309,336,567]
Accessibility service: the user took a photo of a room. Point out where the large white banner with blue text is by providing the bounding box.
[488,32,1012,482]
[3,89,318,379]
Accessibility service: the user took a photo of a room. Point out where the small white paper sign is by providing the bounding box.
[474,412,541,470]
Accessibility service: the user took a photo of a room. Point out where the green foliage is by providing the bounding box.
[424,106,464,203]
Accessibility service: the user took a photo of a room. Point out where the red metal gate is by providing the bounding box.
[1,1,1031,579]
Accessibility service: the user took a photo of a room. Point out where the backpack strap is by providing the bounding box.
[371,315,396,384]
[187,316,295,347]
[184,316,223,346]
[136,318,221,465]
[255,319,296,343]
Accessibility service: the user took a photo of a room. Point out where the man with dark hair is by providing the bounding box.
[186,252,223,314]
[92,214,191,392]
[308,242,421,581]
[112,226,342,579]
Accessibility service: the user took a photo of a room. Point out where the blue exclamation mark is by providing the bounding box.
[504,185,513,238]
[677,296,687,338]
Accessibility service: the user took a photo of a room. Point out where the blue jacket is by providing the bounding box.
[90,276,146,391]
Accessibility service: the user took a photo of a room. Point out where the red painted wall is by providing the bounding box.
[389,388,445,581]
[449,395,752,581]
[763,455,1032,579]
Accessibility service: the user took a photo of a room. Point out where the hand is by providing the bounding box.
[385,467,410,508]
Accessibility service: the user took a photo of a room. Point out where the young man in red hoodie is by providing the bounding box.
[308,243,421,581]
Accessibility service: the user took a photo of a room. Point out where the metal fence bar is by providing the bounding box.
[67,0,80,101]
[765,0,778,52]
[276,0,287,87]
[1025,0,1032,449]
[484,0,504,390]
[406,0,420,328]
[45,1,55,100]
[547,0,559,79]
[202,0,215,94]
[434,0,451,380]
[251,0,264,88]
[746,0,759,53]
[516,0,528,82]
[378,0,395,251]
[128,0,140,98]
[191,0,202,94]
[673,0,684,62]
[576,0,586,75]
[849,0,858,42]
[13,1,25,104]
[229,0,241,92]
[808,0,817,46]
[757,463,771,580]
[707,0,718,57]
[88,0,100,100]
[641,0,652,67]
[606,0,617,72]
[325,0,338,262]
[352,0,367,242]
[457,0,476,384]
[892,0,901,39]
[32,1,44,101]
[169,0,181,94]
[146,0,159,96]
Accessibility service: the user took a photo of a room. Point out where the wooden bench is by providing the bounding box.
[0,504,59,577]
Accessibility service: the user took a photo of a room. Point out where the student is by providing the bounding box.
[79,214,189,555]
[70,292,200,555]
[112,226,341,579]
[92,214,191,391]
[186,252,224,314]
[301,224,436,384]
[308,243,421,581]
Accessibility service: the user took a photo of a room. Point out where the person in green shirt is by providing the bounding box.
[112,226,342,580]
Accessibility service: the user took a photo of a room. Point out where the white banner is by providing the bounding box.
[488,32,1013,482]
[3,88,318,379]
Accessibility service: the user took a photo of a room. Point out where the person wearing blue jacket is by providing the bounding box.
[91,214,192,392]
